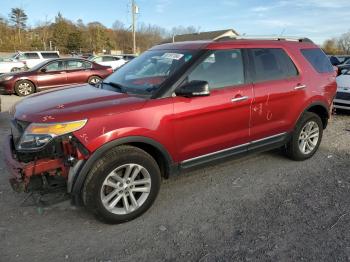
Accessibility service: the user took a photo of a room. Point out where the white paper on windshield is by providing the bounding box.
[161,53,184,60]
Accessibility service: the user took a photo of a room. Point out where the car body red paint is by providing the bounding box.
[3,38,337,220]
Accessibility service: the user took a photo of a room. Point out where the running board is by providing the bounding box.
[180,132,288,169]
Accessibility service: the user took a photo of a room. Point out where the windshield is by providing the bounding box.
[101,49,197,95]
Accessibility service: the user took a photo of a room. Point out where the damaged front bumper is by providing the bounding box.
[3,135,86,193]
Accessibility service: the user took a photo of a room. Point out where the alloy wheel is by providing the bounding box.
[18,82,33,96]
[89,77,101,85]
[100,163,151,215]
[298,120,320,154]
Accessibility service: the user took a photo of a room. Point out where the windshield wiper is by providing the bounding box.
[102,81,127,93]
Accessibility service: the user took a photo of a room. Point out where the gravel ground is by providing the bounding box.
[0,94,350,262]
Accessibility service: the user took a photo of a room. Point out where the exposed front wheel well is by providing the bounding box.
[126,142,170,179]
[306,104,329,129]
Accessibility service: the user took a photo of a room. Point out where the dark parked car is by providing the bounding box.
[337,58,350,73]
[4,37,336,223]
[329,55,341,66]
[0,58,113,96]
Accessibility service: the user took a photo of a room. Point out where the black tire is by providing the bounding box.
[14,80,35,96]
[83,145,161,224]
[88,76,102,85]
[285,112,323,161]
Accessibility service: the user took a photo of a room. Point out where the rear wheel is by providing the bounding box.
[14,80,35,96]
[83,145,161,224]
[88,76,102,85]
[285,112,323,161]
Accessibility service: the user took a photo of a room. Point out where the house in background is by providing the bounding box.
[162,29,239,43]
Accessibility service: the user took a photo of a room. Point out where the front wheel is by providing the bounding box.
[14,80,35,96]
[285,112,323,161]
[83,145,161,224]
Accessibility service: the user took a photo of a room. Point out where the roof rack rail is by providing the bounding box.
[215,35,314,43]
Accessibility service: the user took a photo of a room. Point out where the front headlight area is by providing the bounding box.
[17,120,87,151]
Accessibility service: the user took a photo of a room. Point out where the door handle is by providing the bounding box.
[59,71,66,74]
[231,96,249,102]
[294,84,306,90]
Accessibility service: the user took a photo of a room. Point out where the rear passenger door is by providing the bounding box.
[173,49,254,163]
[248,48,306,141]
[65,60,92,84]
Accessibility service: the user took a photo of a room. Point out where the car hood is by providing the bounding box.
[12,85,147,123]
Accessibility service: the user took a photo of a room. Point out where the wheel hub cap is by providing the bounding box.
[18,83,32,95]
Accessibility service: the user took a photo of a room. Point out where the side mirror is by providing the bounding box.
[175,80,210,97]
[40,68,47,73]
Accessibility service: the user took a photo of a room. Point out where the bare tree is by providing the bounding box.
[337,31,350,54]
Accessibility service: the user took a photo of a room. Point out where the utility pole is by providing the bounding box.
[131,0,139,54]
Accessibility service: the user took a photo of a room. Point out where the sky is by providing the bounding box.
[1,0,350,44]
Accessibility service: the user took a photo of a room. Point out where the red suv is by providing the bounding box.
[0,58,113,96]
[4,37,337,223]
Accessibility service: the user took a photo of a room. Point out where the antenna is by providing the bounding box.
[279,28,286,37]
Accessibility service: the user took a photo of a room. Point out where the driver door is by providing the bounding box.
[36,60,67,90]
[172,49,253,165]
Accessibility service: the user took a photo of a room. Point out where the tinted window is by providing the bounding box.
[102,56,115,62]
[66,60,91,70]
[250,48,298,82]
[41,52,59,59]
[24,53,40,59]
[301,48,333,73]
[44,61,64,72]
[187,49,244,90]
[92,57,102,62]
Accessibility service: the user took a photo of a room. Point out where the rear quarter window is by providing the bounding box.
[41,52,59,59]
[301,48,333,73]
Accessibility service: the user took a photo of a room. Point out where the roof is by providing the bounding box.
[153,37,316,51]
[162,29,239,43]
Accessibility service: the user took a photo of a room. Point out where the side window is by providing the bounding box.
[44,61,64,72]
[41,52,59,59]
[93,57,103,62]
[66,60,85,70]
[102,56,115,62]
[250,48,298,83]
[187,49,245,90]
[24,53,40,59]
[301,48,333,73]
[83,61,92,69]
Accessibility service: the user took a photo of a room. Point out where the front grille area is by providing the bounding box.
[335,92,350,100]
[334,101,350,108]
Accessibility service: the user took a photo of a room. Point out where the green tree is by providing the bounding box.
[9,8,28,43]
[67,31,82,52]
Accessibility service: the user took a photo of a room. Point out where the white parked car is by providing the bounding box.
[13,51,60,68]
[0,57,26,74]
[334,69,350,110]
[89,55,127,71]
